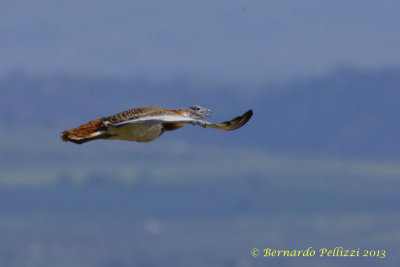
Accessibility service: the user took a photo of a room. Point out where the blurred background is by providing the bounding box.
[1,0,400,266]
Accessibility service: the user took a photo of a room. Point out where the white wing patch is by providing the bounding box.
[113,114,210,127]
[88,131,105,138]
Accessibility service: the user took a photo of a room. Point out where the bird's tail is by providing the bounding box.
[207,109,253,130]
[61,118,108,144]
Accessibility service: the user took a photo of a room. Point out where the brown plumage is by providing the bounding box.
[61,106,253,144]
[61,118,106,143]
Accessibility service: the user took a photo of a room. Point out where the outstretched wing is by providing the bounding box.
[114,109,253,131]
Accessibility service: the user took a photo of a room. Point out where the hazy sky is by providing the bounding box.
[1,0,399,83]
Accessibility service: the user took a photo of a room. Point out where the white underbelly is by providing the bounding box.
[106,123,163,142]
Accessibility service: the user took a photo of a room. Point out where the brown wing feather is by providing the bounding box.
[61,118,107,144]
[104,106,179,124]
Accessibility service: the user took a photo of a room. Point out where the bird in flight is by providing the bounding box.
[61,106,253,144]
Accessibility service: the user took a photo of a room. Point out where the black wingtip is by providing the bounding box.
[240,109,253,127]
[245,109,253,118]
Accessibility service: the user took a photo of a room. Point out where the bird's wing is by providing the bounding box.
[104,106,171,125]
[114,109,253,131]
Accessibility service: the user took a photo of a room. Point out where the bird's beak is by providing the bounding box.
[203,109,212,117]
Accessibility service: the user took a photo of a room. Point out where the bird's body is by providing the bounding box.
[106,123,165,142]
[61,106,253,144]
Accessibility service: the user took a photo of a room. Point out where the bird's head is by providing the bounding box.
[181,105,212,119]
